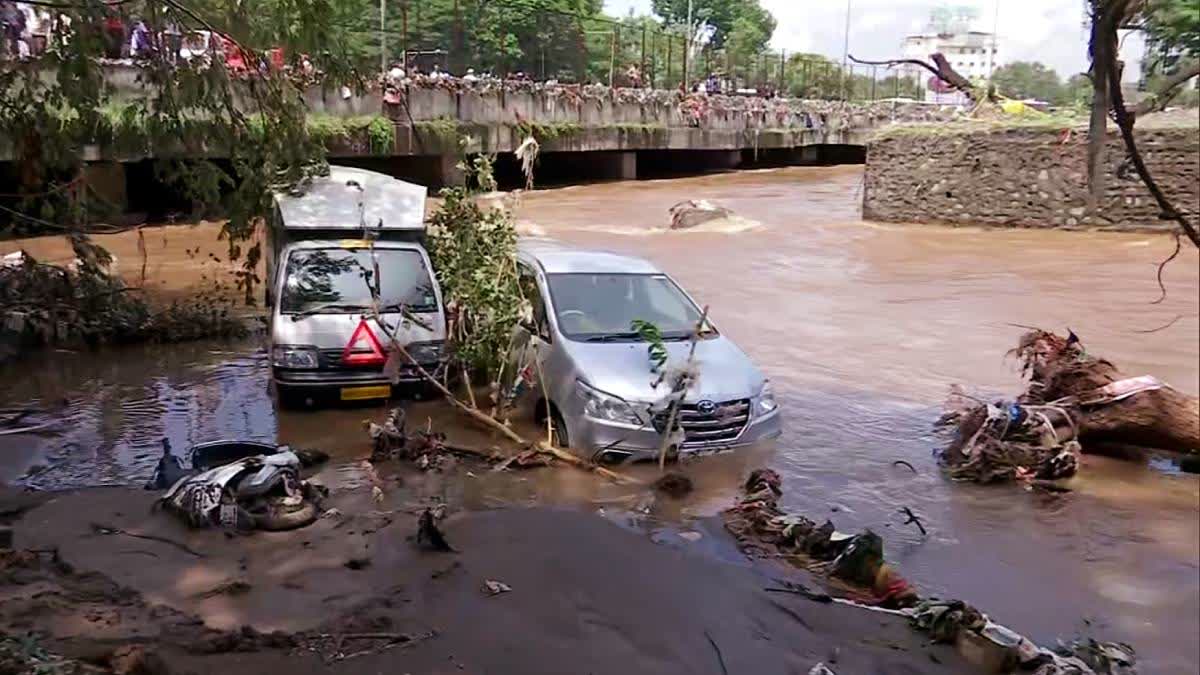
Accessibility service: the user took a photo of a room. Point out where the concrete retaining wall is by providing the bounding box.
[862,126,1200,231]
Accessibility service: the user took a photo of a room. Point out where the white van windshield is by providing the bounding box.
[280,248,437,315]
[545,273,713,341]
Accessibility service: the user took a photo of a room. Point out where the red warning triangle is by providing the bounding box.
[341,319,387,366]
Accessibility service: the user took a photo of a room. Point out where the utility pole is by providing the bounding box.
[609,29,616,88]
[380,0,387,76]
[841,0,852,99]
[683,0,693,88]
[401,1,408,69]
[987,0,1000,82]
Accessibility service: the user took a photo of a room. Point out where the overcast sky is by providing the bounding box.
[603,0,1096,77]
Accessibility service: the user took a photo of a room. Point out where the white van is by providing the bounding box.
[265,167,447,407]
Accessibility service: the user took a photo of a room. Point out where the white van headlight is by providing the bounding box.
[577,380,643,425]
[272,345,319,369]
[755,381,778,416]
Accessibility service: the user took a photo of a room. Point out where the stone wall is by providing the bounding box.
[862,125,1200,231]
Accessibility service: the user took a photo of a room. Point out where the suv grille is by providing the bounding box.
[655,399,750,447]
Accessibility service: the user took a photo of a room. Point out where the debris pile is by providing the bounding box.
[366,407,552,473]
[367,407,460,471]
[723,470,1138,674]
[940,329,1199,484]
[722,469,917,608]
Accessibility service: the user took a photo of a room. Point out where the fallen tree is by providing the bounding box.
[940,329,1199,483]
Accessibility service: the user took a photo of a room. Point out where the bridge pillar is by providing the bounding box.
[796,146,820,164]
[716,150,742,170]
[438,154,465,188]
[595,151,637,180]
[83,162,127,211]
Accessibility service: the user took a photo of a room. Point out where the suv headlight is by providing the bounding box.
[755,381,778,416]
[272,345,319,369]
[406,341,445,364]
[577,380,644,425]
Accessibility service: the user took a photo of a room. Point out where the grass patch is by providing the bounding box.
[306,114,395,154]
[415,116,464,146]
[870,113,1086,142]
[513,120,582,141]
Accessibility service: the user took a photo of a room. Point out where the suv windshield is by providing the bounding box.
[280,248,437,315]
[545,273,713,341]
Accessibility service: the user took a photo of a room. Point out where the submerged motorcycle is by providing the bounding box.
[149,440,325,531]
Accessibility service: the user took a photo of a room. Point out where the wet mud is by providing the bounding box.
[2,165,1198,672]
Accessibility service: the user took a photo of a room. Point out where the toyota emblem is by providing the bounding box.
[695,399,717,415]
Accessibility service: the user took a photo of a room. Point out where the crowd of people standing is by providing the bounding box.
[2,1,180,61]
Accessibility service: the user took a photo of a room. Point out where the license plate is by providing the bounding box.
[680,445,734,459]
[340,385,392,401]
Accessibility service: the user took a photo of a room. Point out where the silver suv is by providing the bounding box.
[511,239,781,464]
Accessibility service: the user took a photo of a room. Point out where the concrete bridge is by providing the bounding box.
[2,64,958,199]
[310,85,956,185]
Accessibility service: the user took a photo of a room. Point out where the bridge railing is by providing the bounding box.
[338,2,927,103]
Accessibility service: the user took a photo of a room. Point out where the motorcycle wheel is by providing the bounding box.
[249,497,318,531]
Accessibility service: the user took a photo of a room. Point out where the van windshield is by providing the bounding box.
[280,248,437,315]
[545,273,713,341]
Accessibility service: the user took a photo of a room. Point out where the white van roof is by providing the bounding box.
[274,166,426,232]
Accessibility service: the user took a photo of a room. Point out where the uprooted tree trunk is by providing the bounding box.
[1013,330,1199,453]
[941,330,1198,483]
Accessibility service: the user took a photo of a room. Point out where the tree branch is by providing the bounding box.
[849,52,975,100]
[1102,45,1200,247]
[1134,59,1200,116]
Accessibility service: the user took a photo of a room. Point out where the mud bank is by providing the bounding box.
[2,486,970,674]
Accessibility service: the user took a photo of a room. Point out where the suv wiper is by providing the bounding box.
[289,302,368,321]
[584,331,642,343]
[380,301,438,314]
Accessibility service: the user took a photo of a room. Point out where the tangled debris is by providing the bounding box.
[723,471,1137,674]
[651,472,695,498]
[939,329,1199,484]
[415,508,454,553]
[723,469,917,608]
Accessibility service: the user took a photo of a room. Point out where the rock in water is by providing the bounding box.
[669,200,733,229]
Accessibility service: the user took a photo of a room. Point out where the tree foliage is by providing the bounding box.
[1143,0,1200,59]
[649,0,775,49]
[425,159,525,376]
[0,0,366,302]
[991,61,1067,104]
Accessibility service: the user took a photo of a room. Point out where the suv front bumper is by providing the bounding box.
[572,408,782,464]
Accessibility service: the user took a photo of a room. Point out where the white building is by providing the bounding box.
[899,30,1000,104]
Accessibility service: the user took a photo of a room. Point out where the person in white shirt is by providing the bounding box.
[388,63,405,87]
[462,67,478,84]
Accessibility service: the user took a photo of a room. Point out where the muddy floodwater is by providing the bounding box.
[3,165,1198,673]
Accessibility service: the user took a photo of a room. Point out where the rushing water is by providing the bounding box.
[2,166,1198,673]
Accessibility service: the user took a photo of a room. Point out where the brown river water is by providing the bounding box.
[3,165,1198,672]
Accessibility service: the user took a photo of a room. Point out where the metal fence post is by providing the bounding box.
[641,24,647,80]
[681,34,688,89]
[609,29,616,88]
[666,36,672,88]
[778,50,785,93]
[871,65,877,100]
